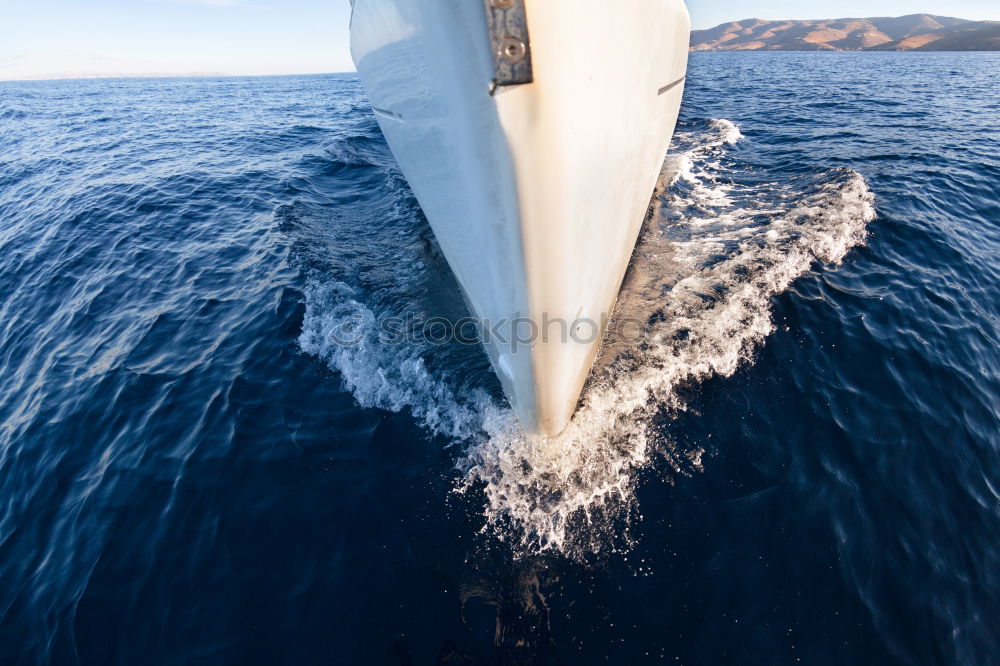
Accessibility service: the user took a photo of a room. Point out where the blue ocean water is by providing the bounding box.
[0,52,998,665]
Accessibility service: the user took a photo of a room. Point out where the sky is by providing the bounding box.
[1,0,998,80]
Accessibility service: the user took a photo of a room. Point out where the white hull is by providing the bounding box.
[350,0,690,435]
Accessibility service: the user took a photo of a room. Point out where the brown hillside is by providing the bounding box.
[690,14,999,51]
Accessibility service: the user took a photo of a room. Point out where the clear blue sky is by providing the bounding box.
[1,0,997,80]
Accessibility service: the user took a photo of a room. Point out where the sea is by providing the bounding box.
[0,52,997,665]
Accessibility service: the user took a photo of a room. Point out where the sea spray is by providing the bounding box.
[300,119,876,558]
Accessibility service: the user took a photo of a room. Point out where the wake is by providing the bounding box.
[299,118,876,558]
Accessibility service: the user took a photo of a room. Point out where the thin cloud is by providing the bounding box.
[0,53,29,69]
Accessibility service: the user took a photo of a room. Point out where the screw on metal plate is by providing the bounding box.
[483,0,533,90]
[498,36,527,64]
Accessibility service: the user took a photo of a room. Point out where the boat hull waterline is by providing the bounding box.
[350,0,690,436]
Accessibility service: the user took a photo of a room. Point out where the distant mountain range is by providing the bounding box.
[690,14,1000,51]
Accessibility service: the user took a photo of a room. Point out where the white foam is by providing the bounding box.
[711,118,744,146]
[300,119,876,559]
[299,279,496,441]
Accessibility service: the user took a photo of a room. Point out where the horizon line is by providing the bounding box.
[7,46,1000,83]
[0,71,358,83]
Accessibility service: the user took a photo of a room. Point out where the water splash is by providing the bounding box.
[300,118,876,558]
[299,279,498,441]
